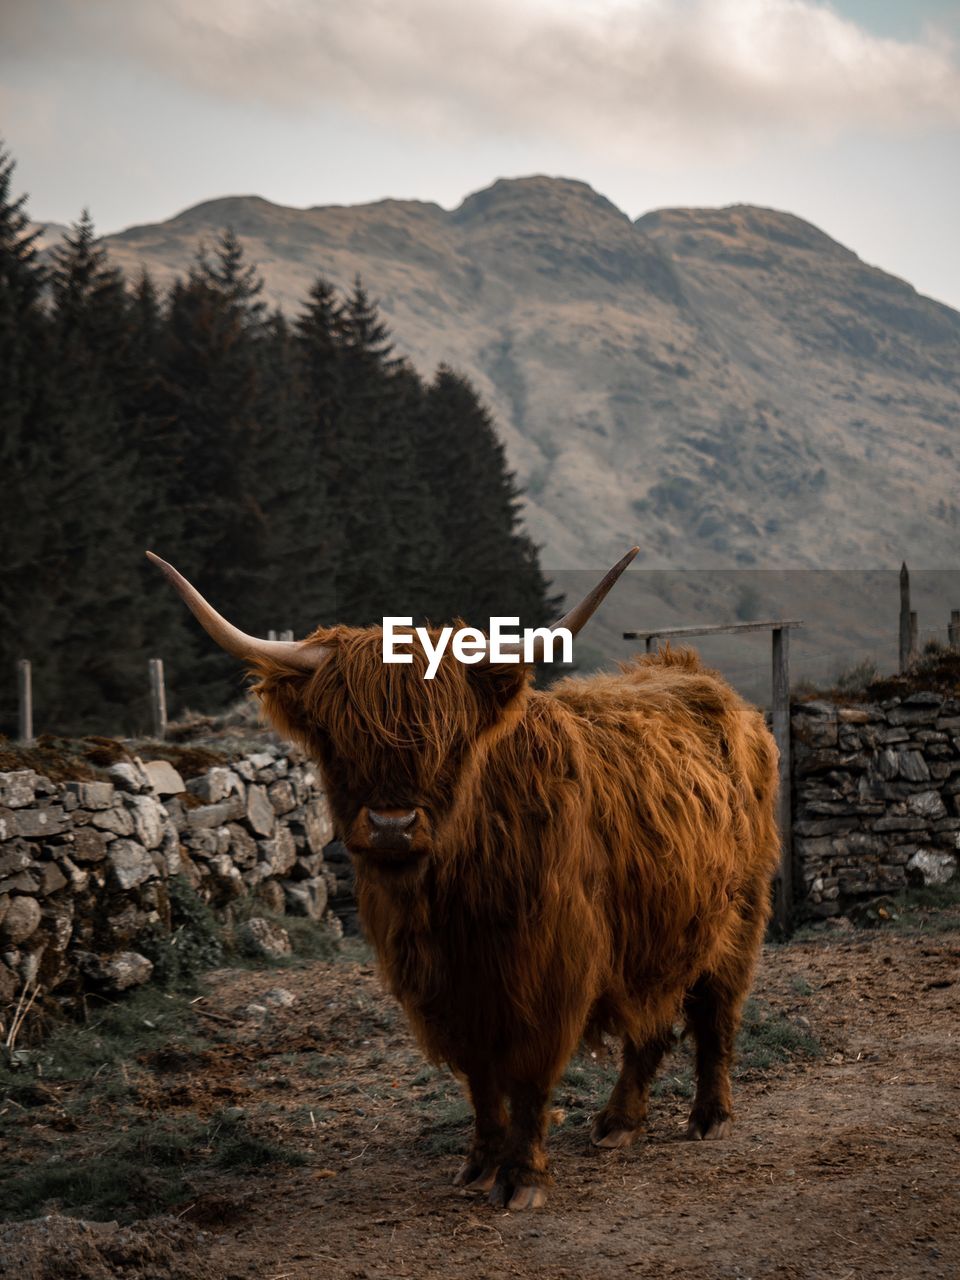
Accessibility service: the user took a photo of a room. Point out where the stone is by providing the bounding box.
[268,780,297,815]
[875,748,900,780]
[323,909,344,941]
[877,727,910,744]
[0,959,17,1002]
[12,806,66,839]
[838,706,881,724]
[0,843,32,878]
[124,794,166,850]
[184,828,220,857]
[58,854,89,892]
[1,895,42,944]
[255,879,287,914]
[186,797,244,829]
[64,781,116,810]
[261,986,296,1008]
[282,876,328,920]
[159,826,183,876]
[0,871,40,895]
[187,767,242,804]
[242,1002,270,1022]
[107,761,150,793]
[163,797,187,832]
[236,916,291,959]
[0,807,19,842]
[71,827,108,862]
[897,751,930,783]
[245,785,275,837]
[848,896,899,927]
[37,862,68,895]
[0,771,38,808]
[289,798,334,854]
[903,691,944,706]
[260,827,297,876]
[887,705,940,726]
[142,759,185,796]
[292,853,324,879]
[907,790,947,821]
[873,813,928,833]
[107,840,158,890]
[102,951,154,990]
[224,823,258,866]
[43,900,74,950]
[793,718,838,749]
[247,752,275,772]
[91,806,135,837]
[795,700,837,718]
[906,848,957,887]
[208,855,246,898]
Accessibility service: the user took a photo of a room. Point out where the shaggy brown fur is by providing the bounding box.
[253,636,780,1210]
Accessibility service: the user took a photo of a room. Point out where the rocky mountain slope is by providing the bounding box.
[45,178,960,683]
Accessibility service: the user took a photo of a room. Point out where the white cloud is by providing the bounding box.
[4,0,960,161]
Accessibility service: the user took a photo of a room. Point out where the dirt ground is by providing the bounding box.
[3,911,959,1280]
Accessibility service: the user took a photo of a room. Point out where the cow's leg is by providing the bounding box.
[454,1071,507,1193]
[591,1030,673,1149]
[489,1080,552,1211]
[683,972,742,1140]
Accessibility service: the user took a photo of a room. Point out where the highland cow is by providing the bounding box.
[149,548,780,1211]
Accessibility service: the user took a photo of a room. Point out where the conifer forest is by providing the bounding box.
[0,146,556,736]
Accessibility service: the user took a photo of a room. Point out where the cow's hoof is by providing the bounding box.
[686,1109,731,1141]
[590,1112,641,1149]
[488,1172,547,1208]
[488,1180,547,1211]
[507,1184,547,1211]
[453,1160,498,1192]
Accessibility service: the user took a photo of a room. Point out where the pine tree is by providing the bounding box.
[157,231,275,708]
[38,211,146,729]
[0,144,49,734]
[421,366,558,627]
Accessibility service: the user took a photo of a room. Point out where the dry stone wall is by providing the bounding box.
[792,690,960,915]
[0,744,345,1010]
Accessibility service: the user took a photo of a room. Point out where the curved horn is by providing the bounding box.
[500,545,640,662]
[146,552,328,673]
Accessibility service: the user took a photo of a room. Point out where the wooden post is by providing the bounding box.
[645,635,655,654]
[910,611,918,662]
[899,562,911,672]
[950,610,960,648]
[771,627,792,935]
[148,658,167,740]
[267,629,277,642]
[17,659,33,745]
[280,629,294,643]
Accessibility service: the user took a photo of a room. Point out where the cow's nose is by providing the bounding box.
[368,809,418,834]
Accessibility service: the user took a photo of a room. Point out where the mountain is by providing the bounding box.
[78,178,960,684]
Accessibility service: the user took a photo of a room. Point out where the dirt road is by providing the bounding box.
[3,916,959,1280]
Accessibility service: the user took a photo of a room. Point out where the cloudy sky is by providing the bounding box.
[3,0,960,307]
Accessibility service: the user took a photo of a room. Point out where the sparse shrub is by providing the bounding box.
[139,875,224,991]
[834,659,879,695]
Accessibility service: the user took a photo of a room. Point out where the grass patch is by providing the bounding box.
[736,999,820,1074]
[0,1107,308,1223]
[1,986,205,1100]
